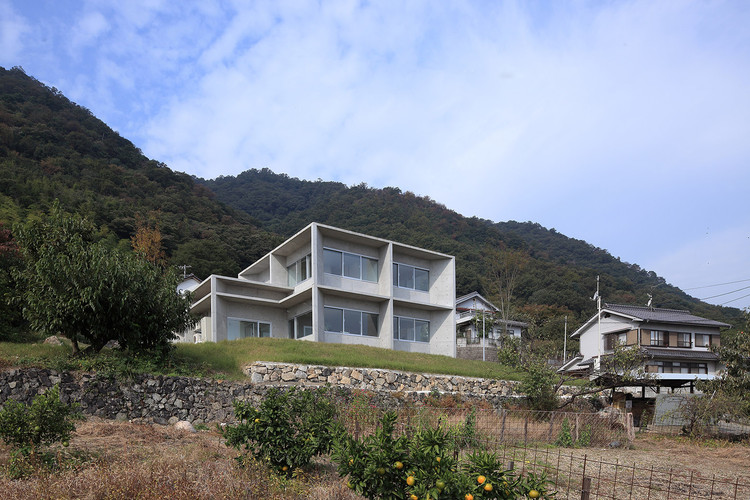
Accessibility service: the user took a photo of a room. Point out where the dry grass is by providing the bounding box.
[0,418,364,499]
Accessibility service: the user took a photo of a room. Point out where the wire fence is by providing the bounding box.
[337,404,750,499]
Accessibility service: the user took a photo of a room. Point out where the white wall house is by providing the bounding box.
[455,292,527,343]
[560,303,730,388]
[184,223,457,357]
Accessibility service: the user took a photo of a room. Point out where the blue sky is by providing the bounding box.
[2,0,749,310]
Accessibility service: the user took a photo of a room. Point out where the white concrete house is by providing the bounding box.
[185,223,457,357]
[455,292,526,344]
[560,303,730,388]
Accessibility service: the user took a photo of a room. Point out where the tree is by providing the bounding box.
[131,214,166,266]
[486,247,529,333]
[13,203,194,354]
[698,311,750,413]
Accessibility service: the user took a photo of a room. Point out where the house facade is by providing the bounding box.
[560,303,730,387]
[455,292,526,344]
[185,223,456,357]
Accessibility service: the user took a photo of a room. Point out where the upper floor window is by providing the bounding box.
[323,248,378,282]
[695,334,711,348]
[393,316,430,343]
[228,318,271,340]
[393,263,429,292]
[287,254,312,286]
[324,306,378,337]
[606,332,626,350]
[650,330,668,347]
[676,332,692,348]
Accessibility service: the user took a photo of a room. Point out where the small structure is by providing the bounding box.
[455,292,527,344]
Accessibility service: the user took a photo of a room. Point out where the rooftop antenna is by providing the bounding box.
[646,293,653,310]
[592,275,602,360]
[177,264,192,279]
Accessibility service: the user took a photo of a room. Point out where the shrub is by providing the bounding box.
[0,385,83,478]
[555,417,573,447]
[519,361,558,411]
[222,387,337,475]
[331,412,556,499]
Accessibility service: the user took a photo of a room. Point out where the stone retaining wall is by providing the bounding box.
[0,363,582,425]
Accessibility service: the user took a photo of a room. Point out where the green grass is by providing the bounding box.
[0,337,526,382]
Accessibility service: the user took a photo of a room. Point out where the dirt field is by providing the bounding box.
[0,418,748,499]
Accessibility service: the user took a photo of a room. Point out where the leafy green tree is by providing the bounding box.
[13,203,194,354]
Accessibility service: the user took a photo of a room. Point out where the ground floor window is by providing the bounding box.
[393,316,430,343]
[324,307,378,337]
[289,312,313,339]
[649,361,707,374]
[227,318,271,340]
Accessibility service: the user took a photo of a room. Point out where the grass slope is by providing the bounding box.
[0,337,524,382]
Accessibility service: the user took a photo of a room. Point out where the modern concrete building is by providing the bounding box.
[185,223,456,357]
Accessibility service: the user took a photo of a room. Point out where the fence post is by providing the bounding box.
[548,412,556,442]
[574,414,579,442]
[626,412,635,444]
[524,416,529,446]
[500,409,507,442]
[581,477,591,500]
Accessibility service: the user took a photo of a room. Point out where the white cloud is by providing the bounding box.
[0,1,30,62]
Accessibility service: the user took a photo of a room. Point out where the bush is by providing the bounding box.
[519,361,558,411]
[0,385,83,478]
[222,387,337,475]
[555,417,573,447]
[331,412,556,499]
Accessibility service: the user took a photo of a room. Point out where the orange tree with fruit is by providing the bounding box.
[331,411,555,499]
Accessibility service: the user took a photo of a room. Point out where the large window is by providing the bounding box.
[287,254,312,286]
[651,361,707,375]
[393,263,429,292]
[324,307,378,337]
[393,316,430,343]
[289,312,312,339]
[650,330,668,347]
[323,248,378,282]
[227,318,271,340]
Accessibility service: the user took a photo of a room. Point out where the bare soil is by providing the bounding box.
[0,418,748,499]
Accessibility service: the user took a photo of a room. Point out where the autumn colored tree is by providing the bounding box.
[131,214,166,266]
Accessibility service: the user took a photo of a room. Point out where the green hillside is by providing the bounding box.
[0,66,282,278]
[0,65,741,341]
[201,169,743,330]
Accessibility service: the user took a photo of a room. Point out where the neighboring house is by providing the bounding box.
[174,274,202,343]
[184,223,457,357]
[559,303,730,388]
[176,274,201,295]
[455,292,526,344]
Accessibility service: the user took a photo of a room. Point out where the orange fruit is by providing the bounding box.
[377,467,386,476]
[436,479,445,490]
[465,494,474,500]
[529,490,541,498]
[410,495,418,500]
[395,461,404,470]
[406,476,416,486]
[484,483,493,492]
[436,456,441,462]
[281,466,288,472]
[477,475,486,484]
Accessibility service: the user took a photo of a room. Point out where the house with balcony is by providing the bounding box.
[559,303,730,388]
[184,223,457,357]
[455,292,526,344]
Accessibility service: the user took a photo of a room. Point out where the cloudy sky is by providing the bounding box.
[2,0,749,310]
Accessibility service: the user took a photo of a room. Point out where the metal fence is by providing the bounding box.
[338,404,750,499]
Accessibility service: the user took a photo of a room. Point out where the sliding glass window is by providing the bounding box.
[323,248,378,282]
[324,306,378,337]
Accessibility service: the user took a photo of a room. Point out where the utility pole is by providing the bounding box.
[563,315,568,363]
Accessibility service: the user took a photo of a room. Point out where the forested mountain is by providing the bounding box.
[0,65,741,338]
[202,169,744,330]
[0,66,282,278]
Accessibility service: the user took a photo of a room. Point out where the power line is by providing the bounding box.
[700,285,750,301]
[684,278,750,291]
[721,292,750,306]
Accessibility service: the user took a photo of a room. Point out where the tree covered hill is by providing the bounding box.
[0,66,282,278]
[202,169,743,329]
[0,65,740,333]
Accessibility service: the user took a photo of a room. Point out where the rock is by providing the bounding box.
[103,340,121,349]
[168,416,179,425]
[43,336,63,345]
